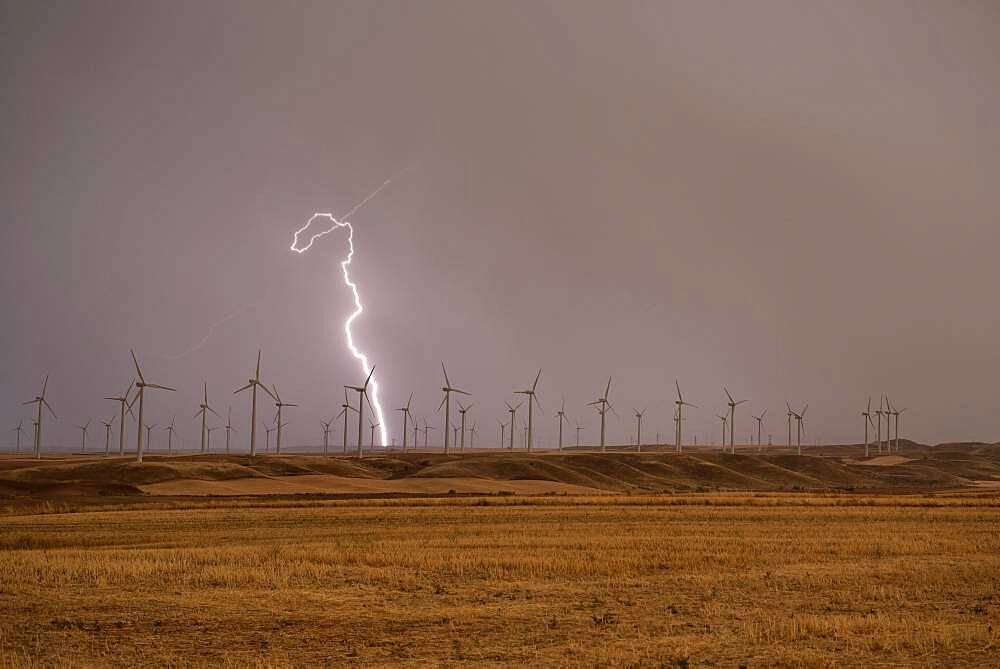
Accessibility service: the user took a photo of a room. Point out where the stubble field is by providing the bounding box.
[2,494,999,667]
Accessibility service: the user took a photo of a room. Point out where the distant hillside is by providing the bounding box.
[2,444,1000,499]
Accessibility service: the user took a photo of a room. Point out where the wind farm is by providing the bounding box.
[4,3,1000,666]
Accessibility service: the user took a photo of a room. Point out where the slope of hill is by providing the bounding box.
[3,444,1000,499]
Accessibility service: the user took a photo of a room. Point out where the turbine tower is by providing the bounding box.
[320,418,333,455]
[514,369,542,452]
[396,393,414,452]
[233,351,275,458]
[498,419,506,449]
[786,404,794,448]
[724,387,747,455]
[130,351,175,464]
[145,423,157,452]
[23,376,56,459]
[271,385,298,454]
[674,381,697,453]
[555,399,569,451]
[104,379,134,456]
[195,382,220,454]
[421,418,435,448]
[207,426,218,452]
[575,423,584,448]
[265,423,275,452]
[346,366,376,457]
[587,377,614,452]
[369,421,380,448]
[438,363,469,454]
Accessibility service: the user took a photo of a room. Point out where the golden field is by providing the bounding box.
[2,493,1000,667]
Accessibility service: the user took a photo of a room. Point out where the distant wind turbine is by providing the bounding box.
[752,409,767,451]
[716,414,728,449]
[23,375,56,459]
[397,393,414,452]
[195,382,220,454]
[233,351,276,458]
[164,415,177,454]
[505,401,522,450]
[11,419,24,454]
[271,385,297,454]
[129,351,175,464]
[101,416,116,456]
[724,387,747,455]
[587,377,614,451]
[104,379,134,456]
[458,401,473,452]
[514,369,542,452]
[861,398,874,457]
[633,407,647,452]
[346,366,377,457]
[438,363,469,454]
[225,406,237,454]
[674,381,697,453]
[555,399,569,451]
[788,402,808,455]
[75,419,91,453]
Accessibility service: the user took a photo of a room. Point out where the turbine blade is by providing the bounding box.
[146,383,176,392]
[724,387,735,403]
[532,368,541,391]
[441,362,451,388]
[437,395,447,412]
[234,383,252,394]
[43,399,57,419]
[131,350,145,384]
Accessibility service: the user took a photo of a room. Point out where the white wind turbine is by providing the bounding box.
[674,381,697,453]
[104,379,134,456]
[861,397,874,457]
[233,351,276,458]
[587,377,614,452]
[11,419,25,455]
[396,393,414,452]
[225,406,237,454]
[633,407,647,452]
[457,401,473,452]
[23,375,56,459]
[514,369,542,452]
[438,363,469,454]
[724,387,748,455]
[555,399,569,451]
[716,413,728,449]
[163,415,178,454]
[75,419,91,453]
[505,401,522,450]
[752,409,767,451]
[271,385,297,454]
[101,416,116,456]
[129,351,175,464]
[346,366,377,457]
[787,402,808,455]
[195,382,220,454]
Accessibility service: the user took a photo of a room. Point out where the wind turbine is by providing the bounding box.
[453,422,460,448]
[271,385,297,454]
[575,423,584,448]
[195,382,220,454]
[786,404,794,448]
[265,423,276,452]
[469,422,478,449]
[874,397,885,455]
[129,351,175,464]
[104,379,134,456]
[396,393,414,452]
[336,389,356,454]
[788,403,808,455]
[505,401,522,450]
[457,401,473,452]
[346,366,377,457]
[164,415,177,454]
[498,419,506,449]
[320,418,333,455]
[421,418,434,448]
[889,400,906,453]
[674,381,697,453]
[75,419,91,453]
[207,426,218,452]
[587,377,614,452]
[101,416,116,456]
[23,376,56,459]
[438,363,469,454]
[633,408,647,452]
[514,369,542,452]
[724,387,747,455]
[11,419,24,454]
[234,351,276,458]
[145,423,157,452]
[861,398,873,457]
[555,399,569,451]
[716,414,728,449]
[753,409,767,451]
[225,406,237,454]
[369,421,380,449]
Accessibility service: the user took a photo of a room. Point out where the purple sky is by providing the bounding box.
[3,1,999,450]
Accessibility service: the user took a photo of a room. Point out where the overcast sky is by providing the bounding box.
[3,1,999,451]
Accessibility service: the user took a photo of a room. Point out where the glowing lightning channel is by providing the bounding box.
[289,179,394,448]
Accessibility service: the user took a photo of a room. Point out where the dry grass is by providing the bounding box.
[1,494,999,666]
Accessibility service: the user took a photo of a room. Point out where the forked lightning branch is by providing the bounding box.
[289,183,392,448]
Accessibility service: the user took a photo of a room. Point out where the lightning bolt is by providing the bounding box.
[289,179,393,448]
